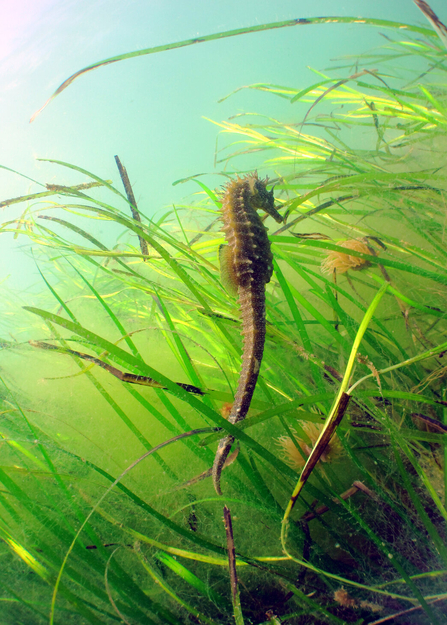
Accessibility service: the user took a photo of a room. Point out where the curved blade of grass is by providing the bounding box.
[295,69,380,126]
[414,0,447,48]
[134,546,218,625]
[38,214,110,252]
[290,76,355,104]
[282,282,388,525]
[0,180,110,210]
[189,179,221,208]
[367,271,446,318]
[349,340,447,393]
[155,551,229,609]
[36,216,189,307]
[23,306,222,423]
[0,164,44,188]
[354,388,447,407]
[36,158,127,202]
[30,17,434,122]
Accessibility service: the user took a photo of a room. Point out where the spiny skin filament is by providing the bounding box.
[212,172,282,495]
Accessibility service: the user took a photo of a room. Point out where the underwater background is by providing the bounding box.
[1,0,447,623]
[2,0,441,289]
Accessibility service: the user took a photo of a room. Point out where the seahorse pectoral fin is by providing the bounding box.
[219,244,238,297]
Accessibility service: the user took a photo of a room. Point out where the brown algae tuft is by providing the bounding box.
[321,238,373,275]
[277,421,343,470]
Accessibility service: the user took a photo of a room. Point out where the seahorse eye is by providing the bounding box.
[252,180,268,202]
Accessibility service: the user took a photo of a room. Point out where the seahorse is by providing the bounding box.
[212,172,283,495]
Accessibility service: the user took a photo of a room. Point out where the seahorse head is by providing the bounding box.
[247,172,283,223]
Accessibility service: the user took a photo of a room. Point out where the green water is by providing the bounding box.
[1,1,447,623]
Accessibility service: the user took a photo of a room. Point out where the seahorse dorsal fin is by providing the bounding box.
[219,244,238,296]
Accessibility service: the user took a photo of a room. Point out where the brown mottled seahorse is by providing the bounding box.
[212,172,283,495]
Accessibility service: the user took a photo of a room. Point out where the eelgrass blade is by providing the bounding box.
[223,505,244,625]
[282,283,388,523]
[155,551,230,609]
[414,0,447,48]
[0,180,109,209]
[114,155,149,257]
[134,545,218,625]
[30,17,434,122]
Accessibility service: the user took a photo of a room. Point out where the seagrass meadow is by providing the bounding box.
[1,7,447,625]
